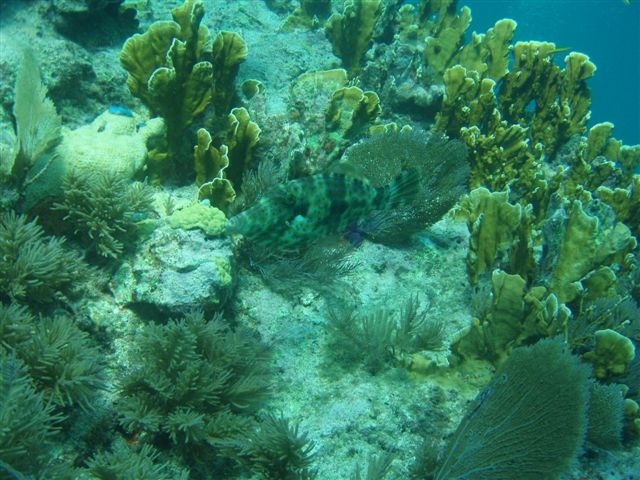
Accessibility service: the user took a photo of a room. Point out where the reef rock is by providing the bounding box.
[111,224,234,318]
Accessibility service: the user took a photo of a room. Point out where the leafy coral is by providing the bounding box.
[52,170,155,259]
[0,210,87,304]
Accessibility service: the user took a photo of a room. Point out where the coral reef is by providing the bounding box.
[23,109,163,211]
[325,0,382,75]
[433,338,592,479]
[117,310,272,475]
[52,171,155,259]
[230,413,317,480]
[120,0,249,182]
[1,50,61,193]
[325,296,445,374]
[84,439,189,480]
[0,351,69,478]
[0,0,638,478]
[0,211,87,305]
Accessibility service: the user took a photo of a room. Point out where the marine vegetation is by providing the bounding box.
[52,170,155,259]
[0,50,61,196]
[325,295,445,374]
[249,242,358,298]
[16,314,106,410]
[0,303,106,411]
[84,439,189,480]
[351,453,393,480]
[428,338,626,479]
[117,310,273,476]
[228,413,317,480]
[0,350,69,479]
[0,210,88,306]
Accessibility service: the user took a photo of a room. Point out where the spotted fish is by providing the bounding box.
[226,170,420,250]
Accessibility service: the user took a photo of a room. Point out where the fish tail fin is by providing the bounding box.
[379,168,421,210]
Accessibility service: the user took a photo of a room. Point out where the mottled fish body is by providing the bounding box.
[226,171,419,249]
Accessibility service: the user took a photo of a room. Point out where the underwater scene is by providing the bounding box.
[1,0,640,479]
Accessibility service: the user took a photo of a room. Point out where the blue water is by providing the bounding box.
[464,0,640,145]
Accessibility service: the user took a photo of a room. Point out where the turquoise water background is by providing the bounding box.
[463,0,640,145]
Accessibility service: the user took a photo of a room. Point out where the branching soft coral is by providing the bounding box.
[53,171,155,259]
[117,311,272,474]
[0,210,87,304]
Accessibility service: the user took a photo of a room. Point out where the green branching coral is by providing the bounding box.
[117,311,271,473]
[231,413,317,480]
[84,439,189,480]
[0,304,106,410]
[52,171,155,259]
[18,314,107,410]
[0,350,67,479]
[0,211,87,304]
[325,296,445,374]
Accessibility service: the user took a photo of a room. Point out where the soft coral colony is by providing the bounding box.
[0,0,639,479]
